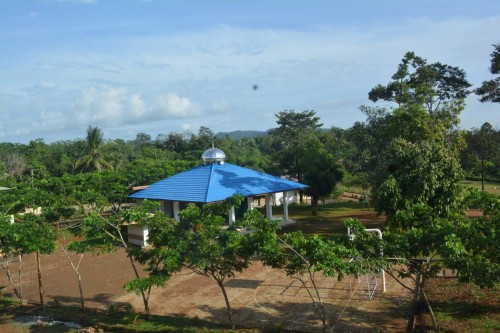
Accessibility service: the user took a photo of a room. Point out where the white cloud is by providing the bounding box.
[71,86,201,129]
[13,127,30,137]
[38,111,66,130]
[211,100,231,113]
[154,93,202,118]
[72,86,127,124]
[128,94,147,118]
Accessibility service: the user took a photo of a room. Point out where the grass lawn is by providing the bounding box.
[268,200,385,236]
[460,179,500,195]
[426,278,500,332]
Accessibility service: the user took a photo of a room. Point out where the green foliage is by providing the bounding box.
[302,147,344,211]
[127,195,252,329]
[69,211,123,254]
[250,214,384,332]
[124,200,181,294]
[461,122,500,186]
[177,196,251,280]
[75,126,114,172]
[369,51,471,114]
[475,44,500,103]
[123,158,195,187]
[449,190,500,288]
[373,139,464,228]
[269,109,323,182]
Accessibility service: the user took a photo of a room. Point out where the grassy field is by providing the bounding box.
[269,200,384,236]
[460,179,500,195]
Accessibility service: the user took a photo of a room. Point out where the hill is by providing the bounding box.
[215,130,267,140]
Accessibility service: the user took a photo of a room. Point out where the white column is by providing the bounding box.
[228,206,236,225]
[265,194,273,219]
[283,191,289,221]
[246,196,254,210]
[173,201,180,222]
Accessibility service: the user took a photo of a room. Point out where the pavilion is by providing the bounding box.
[129,147,308,227]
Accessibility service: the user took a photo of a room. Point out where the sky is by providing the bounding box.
[1,0,499,144]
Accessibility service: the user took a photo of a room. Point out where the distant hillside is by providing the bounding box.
[216,130,268,140]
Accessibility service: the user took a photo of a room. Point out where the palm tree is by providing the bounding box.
[75,126,114,172]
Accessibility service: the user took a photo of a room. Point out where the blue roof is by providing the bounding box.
[129,162,308,203]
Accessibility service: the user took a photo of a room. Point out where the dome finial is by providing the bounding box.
[202,146,226,165]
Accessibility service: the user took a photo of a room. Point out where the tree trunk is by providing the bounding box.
[2,256,22,302]
[59,241,86,310]
[36,251,44,306]
[77,272,85,310]
[481,157,485,191]
[421,285,439,332]
[217,281,234,330]
[18,254,23,302]
[116,224,150,315]
[311,196,318,216]
[309,275,327,333]
[406,272,420,332]
[128,256,150,315]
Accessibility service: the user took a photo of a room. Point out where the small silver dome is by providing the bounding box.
[202,147,226,165]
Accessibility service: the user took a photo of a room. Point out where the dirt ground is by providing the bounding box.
[1,245,412,332]
[1,210,485,332]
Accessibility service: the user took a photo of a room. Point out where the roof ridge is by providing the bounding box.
[204,163,215,202]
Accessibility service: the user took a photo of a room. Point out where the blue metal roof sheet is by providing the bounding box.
[129,162,308,203]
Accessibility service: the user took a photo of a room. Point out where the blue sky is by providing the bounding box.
[1,0,499,143]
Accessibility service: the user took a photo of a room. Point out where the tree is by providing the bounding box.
[363,52,499,332]
[376,192,500,333]
[366,137,499,332]
[463,122,499,190]
[0,214,29,303]
[38,196,85,310]
[373,138,463,229]
[92,171,131,213]
[11,213,57,306]
[321,127,360,175]
[368,52,471,145]
[269,110,323,200]
[57,233,86,310]
[249,215,383,333]
[475,44,500,103]
[369,51,471,115]
[174,196,251,329]
[3,153,27,179]
[69,206,154,315]
[124,201,181,312]
[75,126,114,172]
[302,147,344,215]
[160,132,190,154]
[128,196,255,329]
[133,132,152,148]
[449,190,499,288]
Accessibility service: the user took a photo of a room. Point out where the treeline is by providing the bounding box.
[0,110,498,196]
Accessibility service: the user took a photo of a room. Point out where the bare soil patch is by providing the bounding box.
[1,246,411,332]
